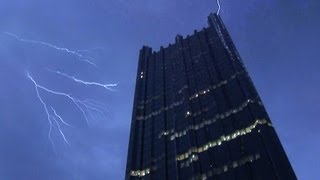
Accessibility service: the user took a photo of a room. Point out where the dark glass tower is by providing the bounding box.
[126,13,296,180]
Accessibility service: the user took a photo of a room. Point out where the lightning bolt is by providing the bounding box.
[50,110,70,146]
[27,72,110,150]
[47,69,118,91]
[3,27,115,152]
[216,0,221,15]
[27,72,56,150]
[27,72,108,124]
[51,107,72,127]
[3,32,97,67]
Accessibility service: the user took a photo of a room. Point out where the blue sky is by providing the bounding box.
[0,0,319,179]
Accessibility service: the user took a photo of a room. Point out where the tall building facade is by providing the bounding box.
[126,13,296,180]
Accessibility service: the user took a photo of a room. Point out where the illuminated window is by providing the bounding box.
[233,162,238,168]
[195,153,261,178]
[130,168,151,177]
[175,119,270,162]
[223,166,228,172]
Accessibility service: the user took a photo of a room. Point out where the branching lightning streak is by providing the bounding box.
[27,72,109,150]
[27,73,107,125]
[51,107,72,127]
[216,0,221,15]
[48,69,118,91]
[28,72,55,150]
[3,32,97,67]
[51,114,70,146]
[84,99,107,111]
[3,28,115,153]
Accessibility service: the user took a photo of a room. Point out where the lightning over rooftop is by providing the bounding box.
[216,0,221,15]
[0,0,315,179]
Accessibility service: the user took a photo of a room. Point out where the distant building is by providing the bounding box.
[125,13,296,180]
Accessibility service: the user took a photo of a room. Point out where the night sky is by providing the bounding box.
[0,0,319,179]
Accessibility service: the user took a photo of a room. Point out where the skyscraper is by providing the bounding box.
[125,13,296,180]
